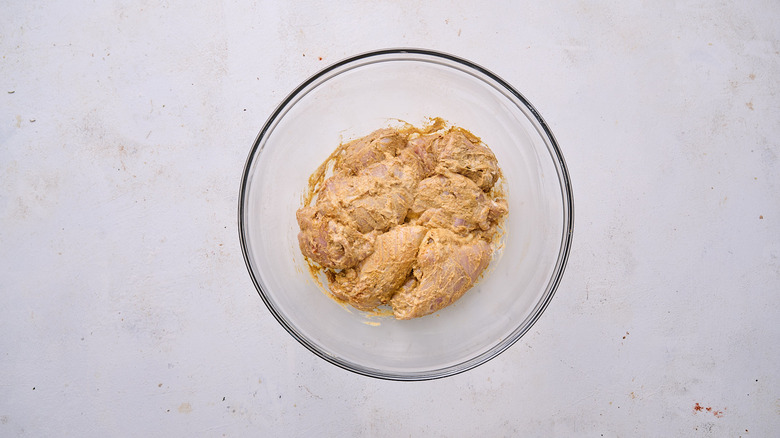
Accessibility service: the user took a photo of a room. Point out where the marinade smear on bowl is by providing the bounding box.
[296,119,507,319]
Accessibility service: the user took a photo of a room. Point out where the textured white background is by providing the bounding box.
[2,1,779,436]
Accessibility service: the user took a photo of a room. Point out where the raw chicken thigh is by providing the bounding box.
[297,120,507,319]
[328,225,427,310]
[409,172,507,234]
[390,228,492,320]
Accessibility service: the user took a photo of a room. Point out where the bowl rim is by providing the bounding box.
[238,48,574,381]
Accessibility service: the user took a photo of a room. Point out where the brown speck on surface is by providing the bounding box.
[178,402,192,414]
[746,101,754,110]
[158,383,162,387]
[694,402,704,412]
[318,56,322,61]
[760,215,764,219]
[749,73,756,80]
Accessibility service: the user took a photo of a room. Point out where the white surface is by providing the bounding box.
[1,0,778,436]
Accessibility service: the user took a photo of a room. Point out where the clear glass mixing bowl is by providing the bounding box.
[239,49,574,380]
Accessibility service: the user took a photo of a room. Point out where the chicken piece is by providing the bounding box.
[408,173,507,234]
[297,145,425,267]
[316,161,416,233]
[487,197,508,224]
[296,207,376,270]
[327,225,427,310]
[408,133,442,176]
[432,131,500,191]
[338,129,406,174]
[358,152,425,192]
[391,228,492,319]
[395,148,426,189]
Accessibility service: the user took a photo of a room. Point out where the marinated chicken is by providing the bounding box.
[296,120,507,319]
[328,225,427,311]
[409,173,508,234]
[390,229,492,320]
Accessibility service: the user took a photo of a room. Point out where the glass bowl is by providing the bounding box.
[239,49,573,380]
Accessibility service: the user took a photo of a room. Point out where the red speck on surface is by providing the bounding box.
[694,403,725,418]
[318,56,323,61]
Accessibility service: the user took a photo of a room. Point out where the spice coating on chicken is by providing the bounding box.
[409,172,507,234]
[433,131,500,191]
[339,129,406,174]
[297,120,507,319]
[390,228,492,320]
[296,207,377,270]
[328,225,427,310]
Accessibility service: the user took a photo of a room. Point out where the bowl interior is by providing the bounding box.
[240,51,571,379]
